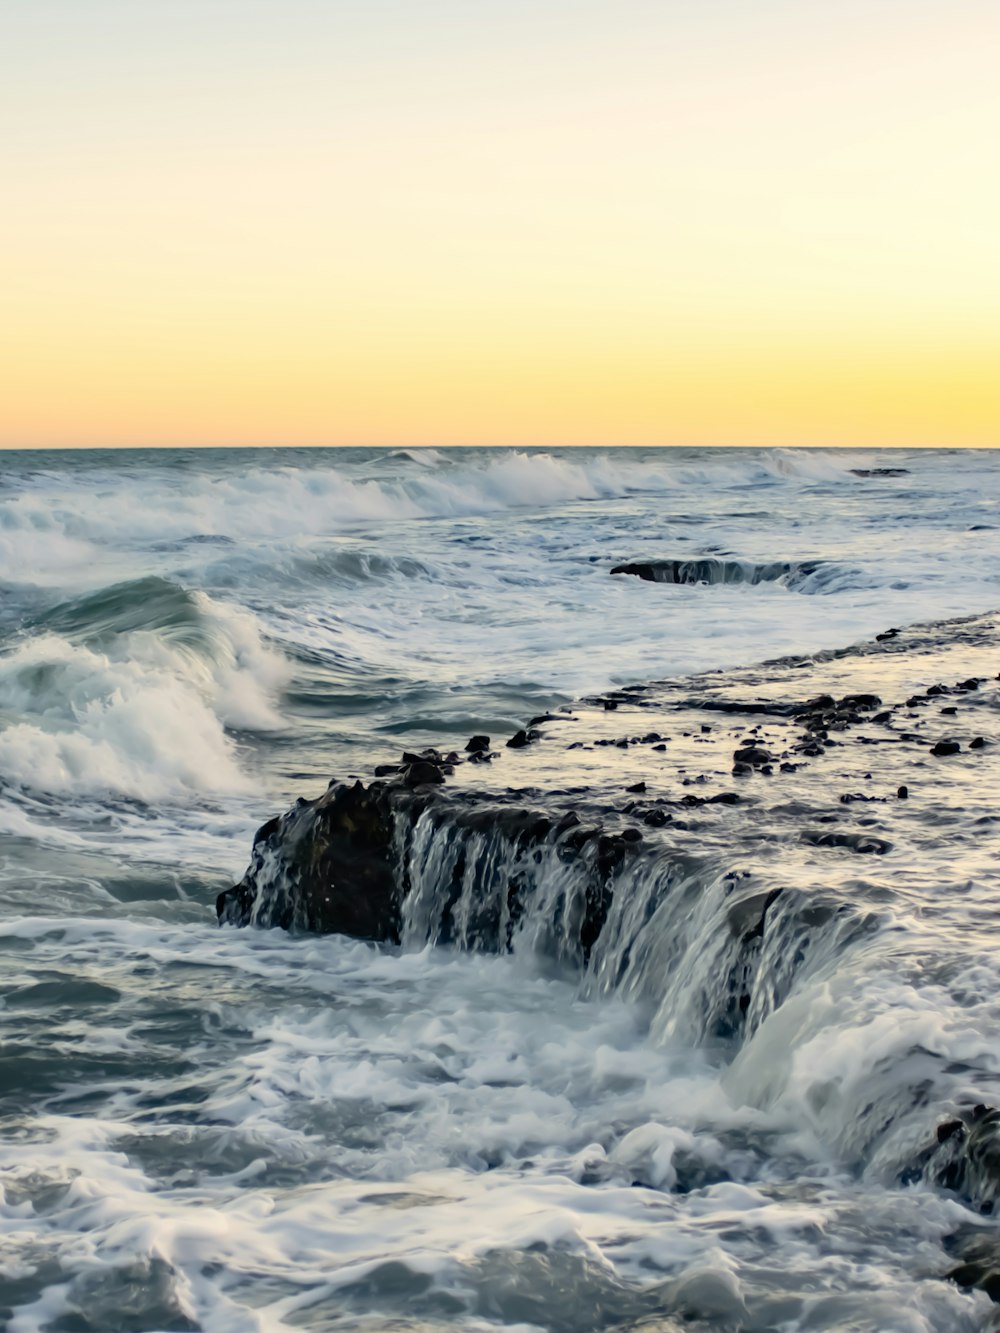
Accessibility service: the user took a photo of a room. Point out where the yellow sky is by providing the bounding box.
[2,0,997,448]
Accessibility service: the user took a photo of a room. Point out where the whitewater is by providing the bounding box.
[1,445,1000,1332]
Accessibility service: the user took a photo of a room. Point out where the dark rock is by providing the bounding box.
[733,746,772,766]
[875,627,899,640]
[897,785,908,799]
[938,1119,965,1144]
[465,734,491,753]
[802,830,892,855]
[217,780,401,939]
[626,782,647,793]
[970,736,986,750]
[506,730,529,748]
[642,809,671,827]
[931,740,962,757]
[941,706,958,715]
[403,748,443,765]
[404,760,445,787]
[841,693,881,709]
[603,700,618,711]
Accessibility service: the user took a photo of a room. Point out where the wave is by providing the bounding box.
[0,449,873,587]
[0,584,288,802]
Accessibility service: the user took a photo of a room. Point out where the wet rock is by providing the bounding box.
[897,785,909,799]
[465,734,491,753]
[733,745,772,767]
[642,809,671,827]
[506,730,529,748]
[931,739,962,757]
[921,1104,1000,1212]
[217,780,401,939]
[626,782,647,793]
[404,760,445,787]
[970,736,986,750]
[850,467,909,477]
[801,830,892,855]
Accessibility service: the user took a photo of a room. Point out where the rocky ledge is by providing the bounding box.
[219,612,1000,1279]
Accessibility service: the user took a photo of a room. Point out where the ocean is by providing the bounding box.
[1,445,1000,1332]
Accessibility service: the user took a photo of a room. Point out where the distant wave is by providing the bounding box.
[0,449,870,587]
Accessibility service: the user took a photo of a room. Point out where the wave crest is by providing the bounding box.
[0,586,288,802]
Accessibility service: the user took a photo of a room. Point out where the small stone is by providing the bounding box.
[733,745,771,766]
[506,730,529,748]
[465,735,490,752]
[897,785,908,799]
[930,739,961,757]
[626,781,647,793]
[970,736,986,749]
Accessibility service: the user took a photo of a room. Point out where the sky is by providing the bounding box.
[1,0,997,449]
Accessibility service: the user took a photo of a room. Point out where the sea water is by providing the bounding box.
[1,446,999,1331]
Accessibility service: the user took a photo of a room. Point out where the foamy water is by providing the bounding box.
[1,446,999,1331]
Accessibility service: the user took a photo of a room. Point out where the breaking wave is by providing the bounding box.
[0,582,288,802]
[0,449,871,587]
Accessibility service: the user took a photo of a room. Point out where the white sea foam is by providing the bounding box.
[0,594,288,803]
[0,921,990,1332]
[0,448,873,585]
